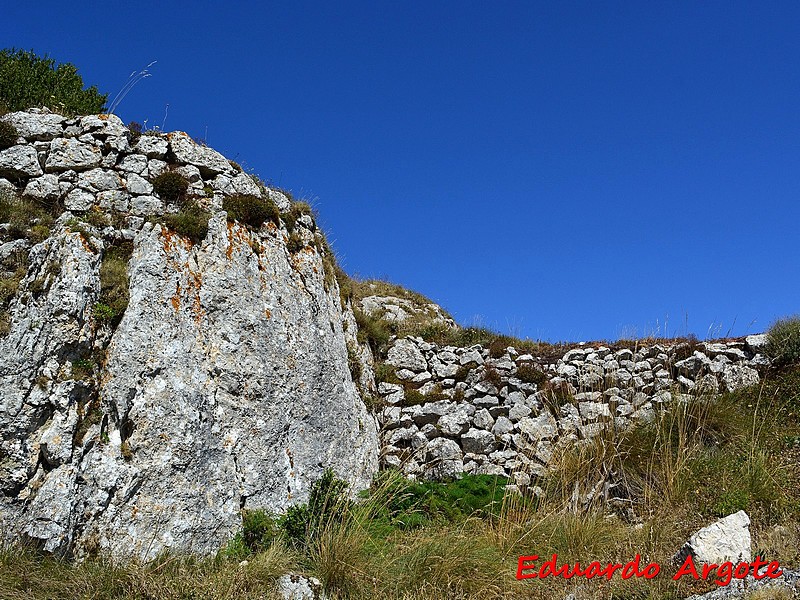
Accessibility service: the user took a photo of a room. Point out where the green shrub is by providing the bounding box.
[152,171,189,204]
[162,201,210,244]
[96,243,131,325]
[377,474,509,530]
[0,120,17,149]
[0,48,107,114]
[516,362,547,385]
[241,509,278,554]
[71,358,95,380]
[765,316,800,367]
[0,267,24,306]
[402,387,427,406]
[93,303,115,322]
[279,504,312,549]
[222,194,279,229]
[84,206,110,228]
[0,266,25,334]
[374,363,398,385]
[0,194,55,241]
[279,468,350,548]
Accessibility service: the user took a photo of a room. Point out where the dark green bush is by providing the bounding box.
[241,509,278,553]
[765,316,800,367]
[279,468,350,548]
[279,504,312,549]
[377,473,509,530]
[0,120,17,149]
[222,194,279,229]
[0,48,107,114]
[218,509,279,560]
[96,243,131,325]
[152,171,189,204]
[162,201,211,244]
[0,194,55,241]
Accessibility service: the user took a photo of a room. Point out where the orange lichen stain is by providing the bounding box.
[162,229,176,253]
[265,309,272,319]
[226,222,236,259]
[191,285,204,324]
[181,268,205,325]
[286,448,295,469]
[73,231,94,253]
[171,282,181,311]
[225,222,252,260]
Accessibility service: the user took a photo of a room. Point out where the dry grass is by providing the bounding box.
[2,369,799,600]
[0,543,294,600]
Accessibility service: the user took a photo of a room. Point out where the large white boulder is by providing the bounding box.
[675,510,751,565]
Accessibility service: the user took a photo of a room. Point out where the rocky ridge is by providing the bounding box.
[0,109,379,560]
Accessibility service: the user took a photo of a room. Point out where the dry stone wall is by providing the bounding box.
[377,334,769,486]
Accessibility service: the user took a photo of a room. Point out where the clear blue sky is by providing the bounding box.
[6,1,799,342]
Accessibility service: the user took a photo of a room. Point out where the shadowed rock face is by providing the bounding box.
[0,110,379,561]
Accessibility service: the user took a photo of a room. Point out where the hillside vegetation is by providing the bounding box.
[0,48,106,115]
[3,347,799,599]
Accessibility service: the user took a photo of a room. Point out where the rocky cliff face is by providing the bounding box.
[0,110,379,560]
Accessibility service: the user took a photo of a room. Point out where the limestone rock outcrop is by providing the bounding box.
[675,511,752,565]
[0,109,379,560]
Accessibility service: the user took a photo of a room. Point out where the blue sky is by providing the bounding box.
[6,1,799,341]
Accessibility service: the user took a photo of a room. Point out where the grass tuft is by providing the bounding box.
[766,315,800,367]
[223,194,280,229]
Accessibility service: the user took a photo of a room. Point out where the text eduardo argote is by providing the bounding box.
[516,554,783,587]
